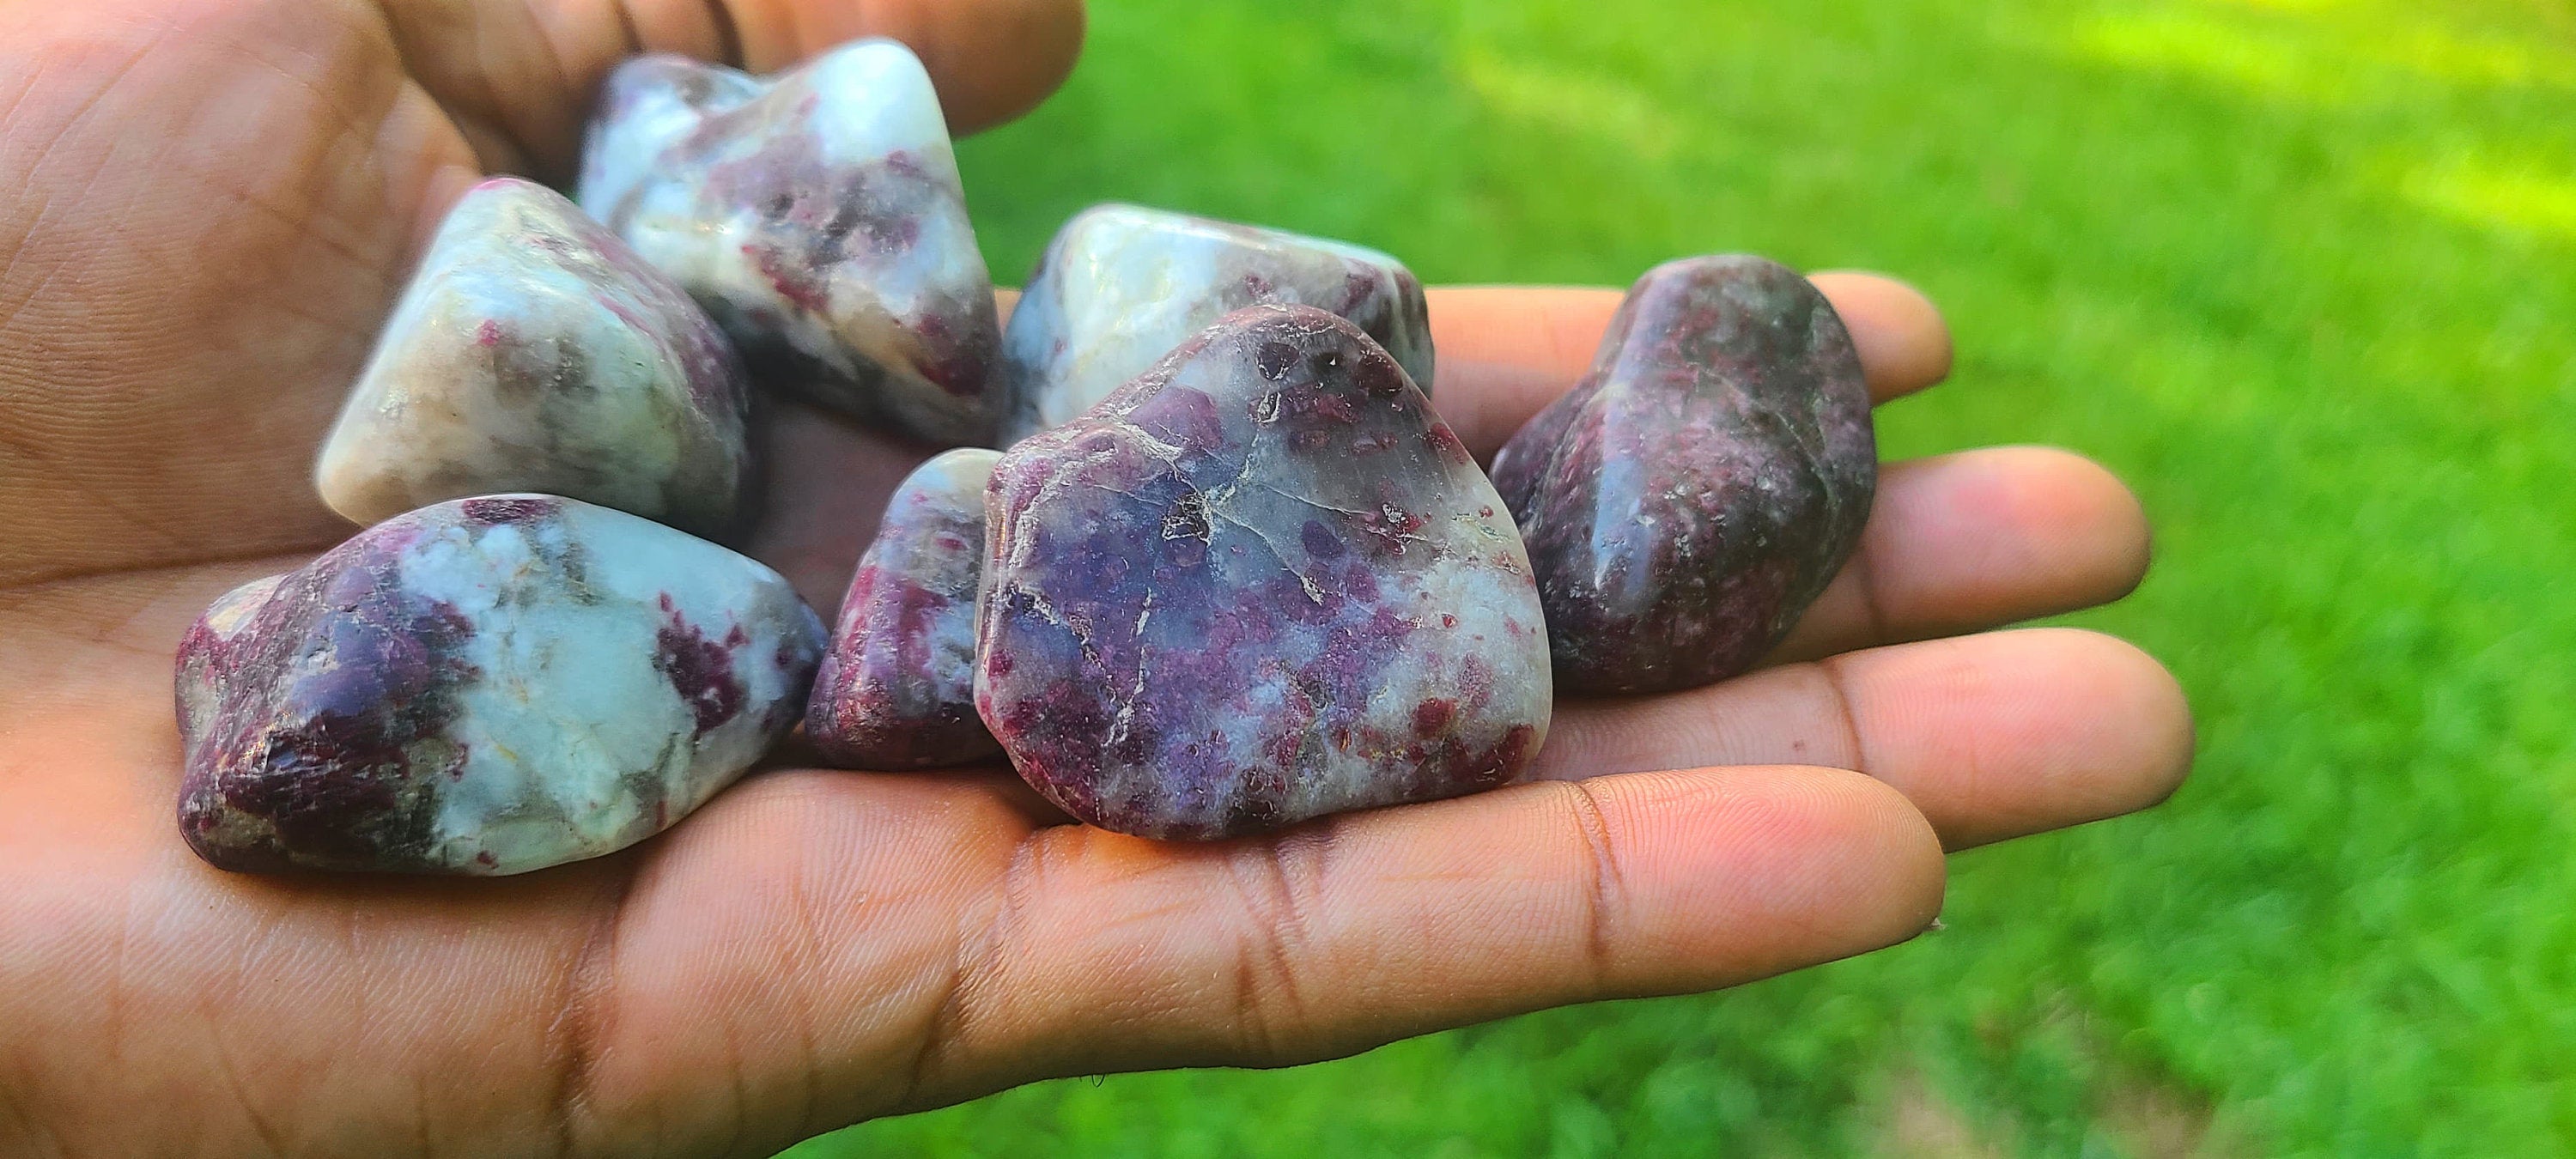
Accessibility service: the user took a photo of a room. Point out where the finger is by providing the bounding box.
[1765,446,2152,664]
[896,764,1943,1109]
[388,0,1085,179]
[1535,628,2195,850]
[1809,270,1956,395]
[1425,274,1952,456]
[740,281,1959,619]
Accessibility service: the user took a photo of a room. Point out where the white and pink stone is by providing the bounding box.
[997,203,1432,445]
[176,495,825,875]
[314,179,751,538]
[580,39,1002,446]
[1489,255,1875,694]
[977,305,1548,840]
[805,448,1001,769]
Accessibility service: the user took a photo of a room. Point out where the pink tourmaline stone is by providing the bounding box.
[176,495,824,875]
[805,448,1002,769]
[978,306,1550,840]
[1489,255,1875,695]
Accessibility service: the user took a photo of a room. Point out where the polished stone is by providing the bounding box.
[978,305,1547,840]
[314,179,750,537]
[997,203,1431,445]
[581,39,1002,446]
[1489,255,1875,695]
[805,448,1002,769]
[176,495,824,875]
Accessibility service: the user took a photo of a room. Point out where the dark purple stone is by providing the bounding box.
[1489,255,1875,695]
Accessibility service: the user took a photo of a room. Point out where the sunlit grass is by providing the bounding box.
[1458,48,1685,162]
[790,0,2576,1153]
[2069,3,2574,104]
[2404,155,2576,241]
[2069,11,2358,104]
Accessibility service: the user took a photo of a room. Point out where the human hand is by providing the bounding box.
[0,0,2190,1152]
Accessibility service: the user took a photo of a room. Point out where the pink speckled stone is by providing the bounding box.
[978,305,1551,840]
[176,495,824,876]
[805,448,1002,769]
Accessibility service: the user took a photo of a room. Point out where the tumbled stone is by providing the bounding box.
[996,203,1432,446]
[580,39,1002,446]
[1489,255,1874,695]
[176,495,825,876]
[313,178,750,537]
[978,305,1548,840]
[805,448,1002,768]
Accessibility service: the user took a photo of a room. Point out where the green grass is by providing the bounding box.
[791,0,2576,1153]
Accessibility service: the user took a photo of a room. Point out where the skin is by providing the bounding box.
[0,0,2191,1155]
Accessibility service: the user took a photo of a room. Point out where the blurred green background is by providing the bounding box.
[795,0,2576,1153]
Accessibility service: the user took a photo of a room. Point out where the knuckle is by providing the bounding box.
[1219,825,1335,1056]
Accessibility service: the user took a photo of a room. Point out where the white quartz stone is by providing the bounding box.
[313,179,750,537]
[580,39,1002,446]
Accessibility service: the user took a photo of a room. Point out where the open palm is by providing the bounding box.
[0,0,2190,1153]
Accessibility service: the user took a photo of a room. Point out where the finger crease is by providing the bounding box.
[515,0,578,149]
[897,833,1036,1109]
[701,0,744,70]
[544,870,639,1159]
[605,0,644,58]
[1228,827,1328,1057]
[1849,531,1896,646]
[1564,781,1626,987]
[1814,658,1877,778]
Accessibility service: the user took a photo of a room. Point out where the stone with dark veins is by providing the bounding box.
[175,495,825,876]
[978,305,1548,840]
[805,448,1002,769]
[580,39,1002,446]
[1488,255,1875,695]
[314,178,750,537]
[997,203,1432,446]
